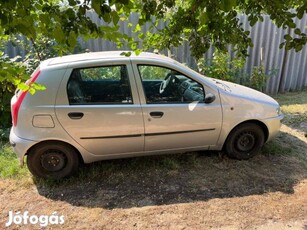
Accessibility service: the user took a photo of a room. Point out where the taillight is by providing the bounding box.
[11,69,41,127]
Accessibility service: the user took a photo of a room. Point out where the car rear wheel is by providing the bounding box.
[225,123,265,160]
[27,142,79,179]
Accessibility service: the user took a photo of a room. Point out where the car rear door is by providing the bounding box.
[131,60,222,152]
[55,59,144,156]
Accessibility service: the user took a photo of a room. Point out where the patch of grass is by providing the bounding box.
[159,157,180,170]
[281,104,307,114]
[273,89,307,130]
[273,88,307,106]
[0,142,29,178]
[262,138,293,156]
[35,153,203,188]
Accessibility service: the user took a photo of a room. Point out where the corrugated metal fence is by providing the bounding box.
[5,13,307,94]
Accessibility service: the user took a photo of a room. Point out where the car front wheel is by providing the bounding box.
[225,123,265,160]
[27,142,80,179]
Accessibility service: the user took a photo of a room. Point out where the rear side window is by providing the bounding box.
[67,65,133,105]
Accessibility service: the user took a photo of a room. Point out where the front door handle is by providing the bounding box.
[68,112,84,119]
[150,111,164,118]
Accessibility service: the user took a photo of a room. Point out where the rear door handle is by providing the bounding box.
[150,111,164,118]
[68,112,84,119]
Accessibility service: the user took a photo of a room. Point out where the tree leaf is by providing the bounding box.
[120,51,132,57]
[279,42,285,49]
[199,11,208,25]
[133,24,141,32]
[102,12,111,23]
[221,0,237,12]
[294,28,301,35]
[68,31,77,48]
[134,49,142,55]
[54,26,65,43]
[28,87,35,95]
[250,17,258,26]
[32,82,46,91]
[91,0,102,15]
[111,11,120,25]
[17,82,29,91]
[284,34,292,40]
[288,21,296,28]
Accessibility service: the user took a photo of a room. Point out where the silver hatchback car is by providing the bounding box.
[10,51,283,179]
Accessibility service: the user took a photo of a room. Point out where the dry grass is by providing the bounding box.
[0,89,306,229]
[274,89,307,137]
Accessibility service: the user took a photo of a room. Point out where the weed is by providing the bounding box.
[160,157,180,170]
[262,138,293,156]
[0,143,29,178]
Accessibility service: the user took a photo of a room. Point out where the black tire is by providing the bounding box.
[225,123,265,160]
[27,142,80,179]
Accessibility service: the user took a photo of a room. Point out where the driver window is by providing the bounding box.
[137,65,205,104]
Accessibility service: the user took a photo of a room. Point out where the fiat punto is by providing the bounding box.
[10,51,283,179]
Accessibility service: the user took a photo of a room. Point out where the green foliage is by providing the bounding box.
[0,0,132,51]
[0,43,27,127]
[140,0,307,59]
[198,51,245,82]
[249,66,278,91]
[0,143,29,178]
[0,50,27,83]
[0,0,305,84]
[0,81,15,128]
[14,34,75,74]
[198,51,278,91]
[0,34,77,127]
[0,0,133,84]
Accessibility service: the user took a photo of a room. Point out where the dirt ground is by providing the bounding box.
[0,178,306,229]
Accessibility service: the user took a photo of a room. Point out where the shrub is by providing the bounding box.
[0,81,15,128]
[249,66,278,91]
[0,36,82,128]
[197,51,278,91]
[197,51,245,83]
[0,52,26,128]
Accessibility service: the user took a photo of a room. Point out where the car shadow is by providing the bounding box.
[35,130,307,210]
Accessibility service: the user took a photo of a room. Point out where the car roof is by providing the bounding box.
[46,51,175,66]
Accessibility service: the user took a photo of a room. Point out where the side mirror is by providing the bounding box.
[204,93,216,104]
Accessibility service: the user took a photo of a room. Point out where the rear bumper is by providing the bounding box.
[9,129,37,166]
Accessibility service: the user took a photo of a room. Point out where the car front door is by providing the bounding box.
[132,62,222,152]
[55,60,144,156]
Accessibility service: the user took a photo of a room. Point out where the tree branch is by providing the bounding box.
[30,38,42,61]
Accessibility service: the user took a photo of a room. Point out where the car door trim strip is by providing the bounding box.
[80,134,143,139]
[80,128,215,140]
[145,128,216,137]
